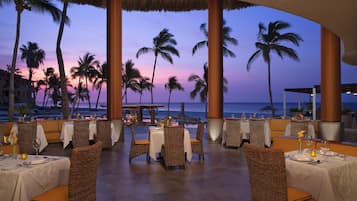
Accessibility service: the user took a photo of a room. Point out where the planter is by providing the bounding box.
[319,122,342,141]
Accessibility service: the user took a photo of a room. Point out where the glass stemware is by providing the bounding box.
[32,138,41,157]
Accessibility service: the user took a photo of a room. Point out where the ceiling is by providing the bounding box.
[64,0,357,66]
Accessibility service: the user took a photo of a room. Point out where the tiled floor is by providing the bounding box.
[43,126,251,201]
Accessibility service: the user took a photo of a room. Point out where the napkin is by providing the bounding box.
[292,153,311,161]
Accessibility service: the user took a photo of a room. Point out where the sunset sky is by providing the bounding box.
[0,2,356,104]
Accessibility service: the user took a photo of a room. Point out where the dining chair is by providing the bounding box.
[18,121,37,154]
[96,120,112,149]
[161,125,185,169]
[0,123,4,142]
[72,120,90,148]
[244,144,314,201]
[225,119,242,148]
[249,119,266,148]
[290,120,309,136]
[191,122,204,160]
[129,126,150,163]
[32,141,103,201]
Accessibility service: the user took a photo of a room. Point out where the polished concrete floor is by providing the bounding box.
[43,126,251,201]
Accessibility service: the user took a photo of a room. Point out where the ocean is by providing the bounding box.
[1,102,356,122]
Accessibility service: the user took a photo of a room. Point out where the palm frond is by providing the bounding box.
[136,47,152,58]
[246,50,261,71]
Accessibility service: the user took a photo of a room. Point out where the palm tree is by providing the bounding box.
[72,82,89,110]
[20,41,45,85]
[137,77,152,104]
[56,0,70,118]
[122,60,141,104]
[188,63,228,117]
[0,0,63,121]
[40,67,55,108]
[192,20,238,58]
[93,62,107,110]
[165,76,184,115]
[70,52,99,110]
[47,72,61,107]
[136,28,180,104]
[20,41,45,104]
[247,20,303,116]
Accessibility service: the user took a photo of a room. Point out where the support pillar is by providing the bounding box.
[207,0,223,142]
[319,26,342,141]
[107,0,123,140]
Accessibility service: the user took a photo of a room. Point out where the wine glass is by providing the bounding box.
[32,138,41,157]
[320,140,330,161]
[305,135,313,151]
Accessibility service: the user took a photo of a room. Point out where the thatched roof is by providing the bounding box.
[64,0,253,11]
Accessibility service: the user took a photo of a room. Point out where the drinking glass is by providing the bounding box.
[305,135,313,151]
[32,138,41,157]
[320,140,330,155]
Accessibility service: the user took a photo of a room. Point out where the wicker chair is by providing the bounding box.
[18,122,37,154]
[161,125,185,169]
[244,144,313,201]
[225,119,241,148]
[249,119,266,147]
[32,141,103,201]
[0,123,4,142]
[96,120,112,149]
[290,121,309,137]
[191,122,204,160]
[129,126,149,163]
[72,120,90,148]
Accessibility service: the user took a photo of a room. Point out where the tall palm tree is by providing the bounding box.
[47,72,61,107]
[137,77,152,104]
[20,41,45,104]
[40,67,55,108]
[71,81,89,110]
[165,76,184,115]
[122,60,141,104]
[188,63,228,117]
[0,0,63,121]
[93,62,107,110]
[247,20,303,116]
[136,28,180,104]
[192,20,238,58]
[56,0,70,118]
[70,52,99,110]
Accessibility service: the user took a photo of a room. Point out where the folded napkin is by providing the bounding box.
[29,159,47,165]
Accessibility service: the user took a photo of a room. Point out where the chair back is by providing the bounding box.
[290,120,309,136]
[69,141,102,201]
[225,119,241,147]
[249,119,266,147]
[18,122,37,154]
[0,123,4,142]
[244,144,288,201]
[96,120,112,149]
[163,125,185,167]
[73,120,90,148]
[196,122,204,141]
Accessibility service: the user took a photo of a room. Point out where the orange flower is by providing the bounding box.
[297,130,305,138]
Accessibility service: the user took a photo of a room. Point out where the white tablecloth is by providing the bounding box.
[149,126,192,161]
[285,151,357,201]
[222,119,271,147]
[11,123,48,152]
[284,122,316,138]
[60,120,120,149]
[0,155,70,201]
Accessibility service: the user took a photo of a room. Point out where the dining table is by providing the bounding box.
[285,150,357,201]
[0,154,70,201]
[222,118,272,147]
[148,126,192,161]
[60,120,120,149]
[11,122,48,152]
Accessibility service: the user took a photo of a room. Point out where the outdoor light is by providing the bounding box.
[353,93,357,96]
[346,91,351,94]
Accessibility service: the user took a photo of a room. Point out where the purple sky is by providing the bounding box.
[0,2,356,104]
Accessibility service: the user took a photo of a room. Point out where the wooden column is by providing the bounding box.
[107,0,122,120]
[207,0,223,141]
[321,26,341,122]
[208,0,223,119]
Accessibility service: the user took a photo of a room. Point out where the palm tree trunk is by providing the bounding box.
[168,91,171,115]
[150,55,158,104]
[85,77,91,109]
[8,10,22,121]
[139,92,142,104]
[56,1,70,119]
[95,85,102,110]
[267,61,275,116]
[125,87,128,104]
[42,87,47,109]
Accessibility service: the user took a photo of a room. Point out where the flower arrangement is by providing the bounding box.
[297,130,305,153]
